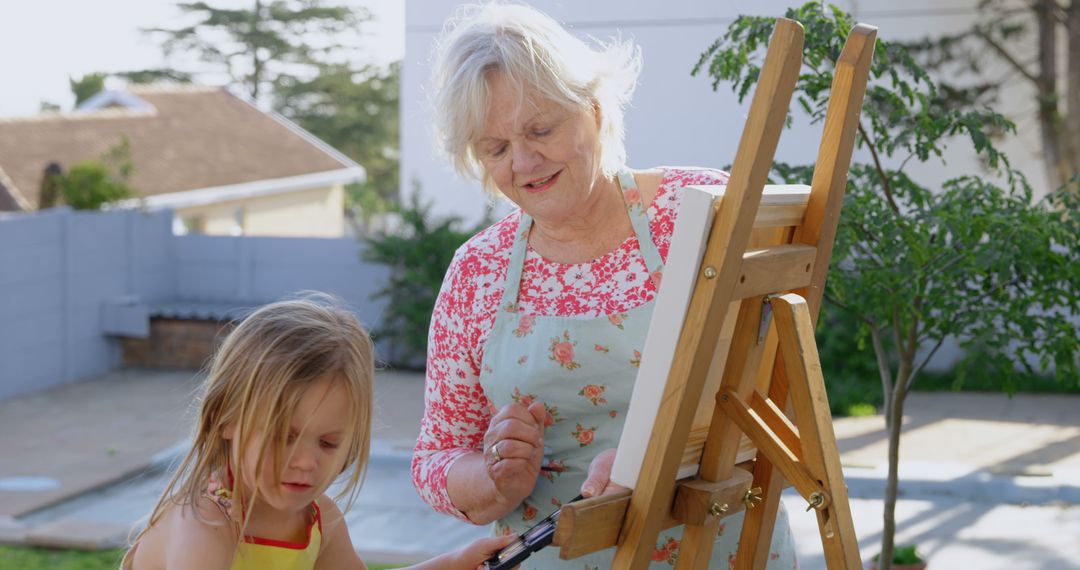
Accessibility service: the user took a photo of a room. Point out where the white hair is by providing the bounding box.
[431,2,642,186]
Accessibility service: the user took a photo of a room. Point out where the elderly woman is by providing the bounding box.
[412,3,797,567]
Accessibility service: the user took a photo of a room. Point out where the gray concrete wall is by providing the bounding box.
[172,234,388,336]
[0,208,173,399]
[0,207,388,400]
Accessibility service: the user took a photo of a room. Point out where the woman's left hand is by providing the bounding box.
[483,400,550,507]
[580,448,628,498]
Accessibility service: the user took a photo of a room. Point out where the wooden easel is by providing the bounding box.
[551,19,877,569]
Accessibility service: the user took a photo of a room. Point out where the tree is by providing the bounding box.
[694,3,1080,568]
[37,163,64,209]
[113,68,194,85]
[136,2,402,207]
[54,69,191,111]
[70,73,107,107]
[905,0,1080,193]
[275,61,400,203]
[56,137,137,210]
[143,0,369,106]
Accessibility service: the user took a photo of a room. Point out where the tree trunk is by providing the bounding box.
[1035,0,1065,191]
[879,356,912,570]
[1064,0,1080,187]
[251,0,264,103]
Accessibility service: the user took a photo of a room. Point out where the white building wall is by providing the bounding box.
[176,185,346,238]
[402,0,1048,226]
[241,185,346,238]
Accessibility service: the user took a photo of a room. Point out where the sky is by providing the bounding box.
[0,0,405,117]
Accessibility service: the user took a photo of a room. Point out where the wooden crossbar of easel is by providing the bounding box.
[551,18,877,569]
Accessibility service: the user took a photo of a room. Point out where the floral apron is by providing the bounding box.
[479,170,798,568]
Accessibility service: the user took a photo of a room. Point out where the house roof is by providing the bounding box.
[0,85,362,211]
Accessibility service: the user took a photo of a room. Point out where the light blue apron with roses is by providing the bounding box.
[478,170,797,568]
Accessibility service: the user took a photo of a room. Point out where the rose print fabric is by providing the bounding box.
[413,168,797,567]
[413,168,723,514]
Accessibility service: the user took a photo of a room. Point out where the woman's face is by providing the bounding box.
[475,71,606,225]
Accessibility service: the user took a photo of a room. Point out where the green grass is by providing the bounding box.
[0,546,125,570]
[872,544,924,564]
[0,546,402,569]
[843,402,878,417]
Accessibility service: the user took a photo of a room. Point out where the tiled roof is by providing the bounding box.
[0,86,358,211]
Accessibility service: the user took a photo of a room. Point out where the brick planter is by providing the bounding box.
[121,318,233,369]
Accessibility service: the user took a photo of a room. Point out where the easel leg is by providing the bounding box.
[675,296,771,569]
[676,519,726,568]
[736,457,784,569]
[772,294,861,568]
[737,357,791,570]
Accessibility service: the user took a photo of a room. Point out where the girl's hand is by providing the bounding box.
[432,535,516,570]
[409,533,517,570]
[483,400,550,507]
[581,448,628,498]
[467,533,519,570]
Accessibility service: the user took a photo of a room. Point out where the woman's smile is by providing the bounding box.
[522,170,561,193]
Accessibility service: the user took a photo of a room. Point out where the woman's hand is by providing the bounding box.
[483,400,550,507]
[444,400,551,523]
[581,448,628,498]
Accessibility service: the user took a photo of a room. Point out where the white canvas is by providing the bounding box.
[610,184,810,489]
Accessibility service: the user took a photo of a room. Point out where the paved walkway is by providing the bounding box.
[0,369,199,519]
[1,368,1079,567]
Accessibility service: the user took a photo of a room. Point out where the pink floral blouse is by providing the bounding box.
[411,167,730,518]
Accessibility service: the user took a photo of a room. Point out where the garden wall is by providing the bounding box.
[0,207,387,400]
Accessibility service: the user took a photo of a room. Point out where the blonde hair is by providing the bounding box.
[123,292,374,565]
[432,2,641,187]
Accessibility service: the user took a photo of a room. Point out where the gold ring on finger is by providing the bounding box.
[490,442,503,465]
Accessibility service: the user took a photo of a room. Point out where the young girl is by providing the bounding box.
[123,293,513,569]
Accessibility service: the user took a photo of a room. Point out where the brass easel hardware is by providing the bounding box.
[703,266,718,279]
[806,491,829,511]
[709,502,729,517]
[743,487,763,510]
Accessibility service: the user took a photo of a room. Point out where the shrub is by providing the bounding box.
[363,187,490,368]
[56,136,136,210]
[817,299,883,415]
[58,162,135,210]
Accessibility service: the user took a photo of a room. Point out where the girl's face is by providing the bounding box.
[476,71,606,226]
[229,374,354,517]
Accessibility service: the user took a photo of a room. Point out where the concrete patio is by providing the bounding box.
[1,368,1079,568]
